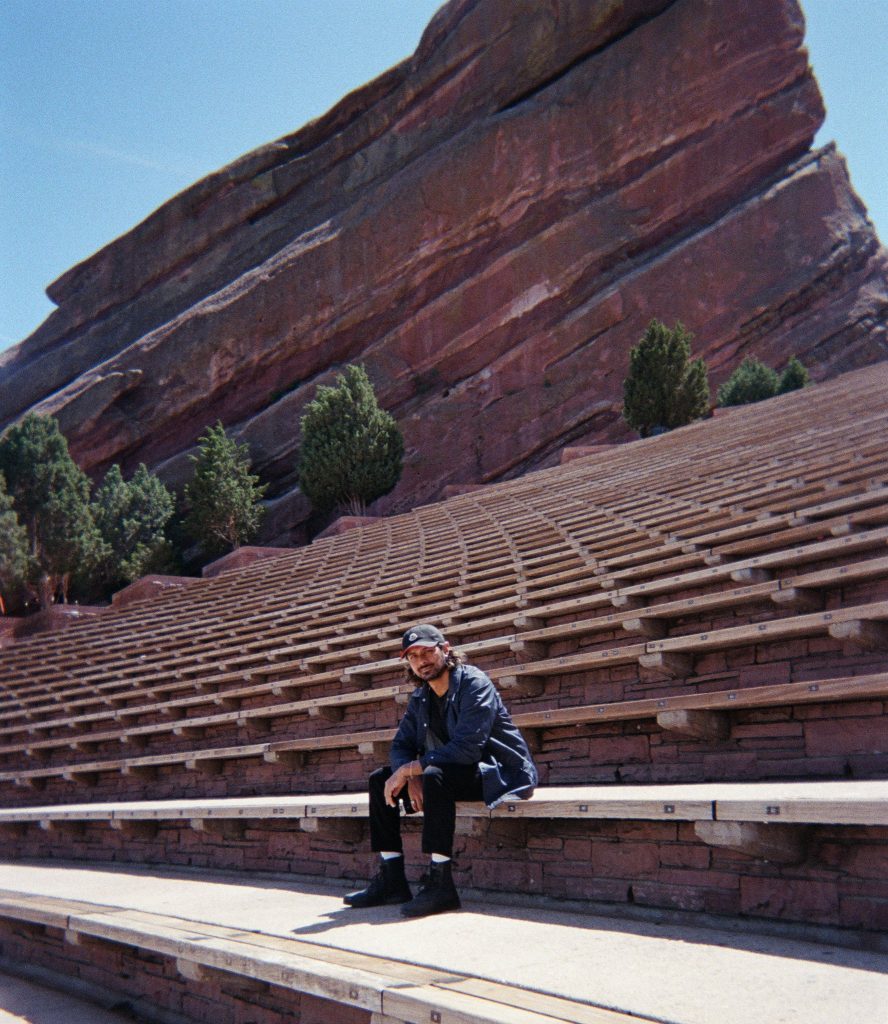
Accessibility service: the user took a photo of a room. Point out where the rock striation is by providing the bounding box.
[2,0,886,543]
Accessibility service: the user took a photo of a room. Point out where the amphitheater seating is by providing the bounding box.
[1,365,887,1021]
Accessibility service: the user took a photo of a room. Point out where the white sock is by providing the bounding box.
[380,851,402,860]
[431,853,450,864]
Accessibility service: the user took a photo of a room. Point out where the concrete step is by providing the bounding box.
[0,861,885,1024]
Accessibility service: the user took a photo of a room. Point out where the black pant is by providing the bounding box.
[368,763,484,857]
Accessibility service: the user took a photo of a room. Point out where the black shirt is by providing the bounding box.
[426,688,450,750]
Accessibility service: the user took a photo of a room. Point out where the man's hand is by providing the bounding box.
[406,775,423,812]
[384,760,422,807]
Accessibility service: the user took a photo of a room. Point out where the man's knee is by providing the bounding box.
[369,765,392,796]
[421,764,448,802]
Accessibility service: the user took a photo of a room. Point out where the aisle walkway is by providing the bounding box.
[0,970,138,1023]
[1,861,886,1024]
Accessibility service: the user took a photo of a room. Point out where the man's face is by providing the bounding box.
[405,642,449,681]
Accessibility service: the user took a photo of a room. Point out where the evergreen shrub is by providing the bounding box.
[622,319,710,437]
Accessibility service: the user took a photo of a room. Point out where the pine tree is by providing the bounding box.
[299,364,404,517]
[92,463,175,588]
[622,320,710,437]
[777,356,810,395]
[0,473,29,610]
[717,357,780,407]
[184,423,267,556]
[0,414,102,606]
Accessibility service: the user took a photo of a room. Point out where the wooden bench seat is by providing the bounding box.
[709,510,884,560]
[494,599,888,686]
[516,671,888,741]
[795,484,888,522]
[0,683,414,763]
[602,525,888,596]
[641,598,888,669]
[1,779,884,830]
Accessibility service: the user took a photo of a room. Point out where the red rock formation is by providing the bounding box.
[1,0,885,544]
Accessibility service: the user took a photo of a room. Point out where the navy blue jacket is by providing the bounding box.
[390,662,538,808]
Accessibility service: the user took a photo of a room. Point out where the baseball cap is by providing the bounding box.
[399,623,446,658]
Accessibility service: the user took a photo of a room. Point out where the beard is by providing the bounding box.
[407,650,447,683]
[414,661,442,680]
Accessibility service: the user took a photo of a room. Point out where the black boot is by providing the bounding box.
[400,860,460,918]
[344,857,412,908]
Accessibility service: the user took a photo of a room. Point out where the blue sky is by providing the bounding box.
[1,0,885,354]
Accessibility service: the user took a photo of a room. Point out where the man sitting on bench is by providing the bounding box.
[345,623,538,918]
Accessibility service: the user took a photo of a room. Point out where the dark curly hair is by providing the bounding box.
[404,645,465,685]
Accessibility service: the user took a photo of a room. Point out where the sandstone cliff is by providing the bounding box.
[2,0,886,543]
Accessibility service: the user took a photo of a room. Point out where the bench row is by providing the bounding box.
[3,780,885,827]
[0,891,624,1024]
[3,582,885,758]
[4,531,886,731]
[3,466,884,688]
[4,671,885,788]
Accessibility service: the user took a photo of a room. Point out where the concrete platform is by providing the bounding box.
[1,860,886,1024]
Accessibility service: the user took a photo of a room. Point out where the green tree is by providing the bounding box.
[622,320,710,437]
[777,356,810,395]
[0,413,102,607]
[717,357,779,407]
[92,463,175,588]
[184,422,267,556]
[0,473,29,609]
[299,364,404,517]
